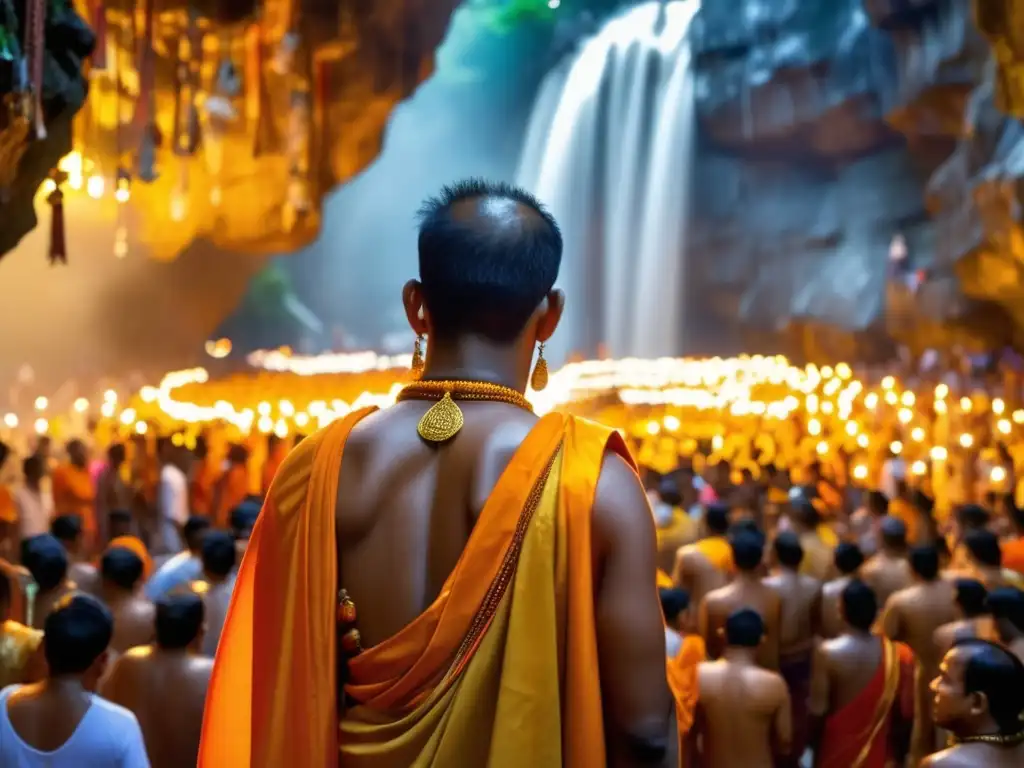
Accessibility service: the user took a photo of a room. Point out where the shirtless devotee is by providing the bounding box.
[809,580,914,768]
[820,542,864,639]
[200,180,674,767]
[0,594,149,765]
[785,498,833,581]
[948,504,991,571]
[96,443,131,546]
[934,579,998,655]
[922,639,1024,767]
[861,516,914,609]
[694,609,791,768]
[51,439,96,553]
[673,502,733,608]
[0,566,44,688]
[652,480,698,576]
[987,587,1024,662]
[850,490,889,557]
[700,529,781,669]
[190,530,236,657]
[22,534,78,630]
[956,529,1024,591]
[881,545,957,762]
[98,547,156,654]
[763,531,821,766]
[102,594,213,768]
[50,515,99,595]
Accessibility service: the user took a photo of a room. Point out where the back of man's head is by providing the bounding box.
[773,531,804,569]
[44,594,113,676]
[416,180,562,342]
[841,579,878,632]
[202,531,237,578]
[730,530,765,572]
[183,516,211,551]
[988,587,1024,633]
[880,516,907,550]
[230,501,261,540]
[955,579,989,618]
[704,503,730,535]
[155,594,205,650]
[964,529,1002,568]
[101,547,144,591]
[834,542,865,576]
[909,545,940,581]
[724,608,764,648]
[956,503,990,531]
[49,515,82,548]
[867,491,889,517]
[659,588,690,626]
[22,534,68,592]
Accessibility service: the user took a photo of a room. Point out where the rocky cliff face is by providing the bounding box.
[686,0,1024,359]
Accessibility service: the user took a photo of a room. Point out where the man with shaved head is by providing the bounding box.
[201,180,676,766]
[862,516,914,610]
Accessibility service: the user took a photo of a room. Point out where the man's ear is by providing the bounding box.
[402,280,428,336]
[534,288,564,343]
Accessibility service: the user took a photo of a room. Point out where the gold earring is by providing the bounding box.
[530,342,548,391]
[411,334,425,379]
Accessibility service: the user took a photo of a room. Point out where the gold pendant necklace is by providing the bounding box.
[956,731,1024,747]
[397,379,533,443]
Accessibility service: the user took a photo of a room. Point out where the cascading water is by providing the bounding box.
[517,0,700,364]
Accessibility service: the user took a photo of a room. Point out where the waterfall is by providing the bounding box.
[517,0,700,364]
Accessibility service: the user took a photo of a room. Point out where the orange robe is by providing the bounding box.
[262,446,288,496]
[889,499,919,546]
[190,461,216,517]
[0,486,15,525]
[667,635,704,764]
[214,465,249,529]
[817,639,915,768]
[694,535,734,574]
[1003,537,1024,575]
[52,463,96,539]
[199,410,630,767]
[0,619,43,688]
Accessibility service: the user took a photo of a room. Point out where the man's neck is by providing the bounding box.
[25,479,41,493]
[42,675,88,695]
[735,571,761,584]
[422,340,528,393]
[722,647,758,665]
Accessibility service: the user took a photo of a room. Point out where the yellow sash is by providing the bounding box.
[851,638,902,768]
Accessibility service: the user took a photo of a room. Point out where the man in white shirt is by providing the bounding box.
[0,593,150,766]
[156,439,188,557]
[14,455,53,542]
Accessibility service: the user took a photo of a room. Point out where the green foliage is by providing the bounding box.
[479,0,565,33]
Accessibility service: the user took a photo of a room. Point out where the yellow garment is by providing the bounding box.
[199,410,628,768]
[0,486,15,524]
[694,536,734,574]
[656,569,674,589]
[817,524,839,549]
[667,634,704,765]
[0,619,42,688]
[799,531,834,581]
[889,499,918,545]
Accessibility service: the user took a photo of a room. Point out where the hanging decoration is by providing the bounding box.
[203,36,241,207]
[47,169,67,265]
[132,0,160,182]
[21,0,45,139]
[248,19,279,157]
[0,0,29,204]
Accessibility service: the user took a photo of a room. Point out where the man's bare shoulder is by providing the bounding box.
[592,451,656,552]
[919,747,977,767]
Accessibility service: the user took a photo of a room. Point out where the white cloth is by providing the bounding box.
[879,458,907,500]
[0,686,150,767]
[13,486,53,540]
[156,465,188,555]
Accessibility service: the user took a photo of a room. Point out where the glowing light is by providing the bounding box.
[901,392,915,407]
[884,391,898,406]
[170,190,188,222]
[821,366,834,380]
[34,418,48,434]
[890,441,903,455]
[86,174,104,199]
[898,408,913,424]
[821,401,834,415]
[1015,409,1024,425]
[100,402,116,418]
[104,390,118,403]
[806,394,819,414]
[115,176,131,203]
[960,397,972,412]
[135,421,148,435]
[993,398,1006,415]
[294,412,310,428]
[911,427,925,442]
[119,408,136,426]
[816,441,829,456]
[992,466,1008,483]
[857,434,869,448]
[998,419,1011,435]
[663,414,680,432]
[959,433,974,449]
[845,421,858,436]
[931,446,948,461]
[882,376,895,391]
[853,465,868,481]
[711,435,724,452]
[548,0,560,8]
[864,393,879,409]
[171,433,184,447]
[935,383,949,399]
[279,400,295,417]
[911,460,927,476]
[934,399,947,414]
[808,418,822,436]
[258,402,272,417]
[58,151,83,190]
[73,397,89,413]
[274,419,289,438]
[646,420,660,436]
[835,363,852,380]
[258,416,273,433]
[139,386,158,403]
[205,339,232,359]
[3,413,18,428]
[34,397,47,411]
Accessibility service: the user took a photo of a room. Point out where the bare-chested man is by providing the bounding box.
[673,502,733,609]
[882,544,957,762]
[189,530,236,657]
[21,533,78,629]
[862,516,914,609]
[50,515,99,595]
[821,542,865,639]
[850,490,889,558]
[764,530,820,766]
[694,608,791,767]
[810,579,914,767]
[923,639,1024,767]
[987,587,1024,662]
[956,529,1024,591]
[99,546,155,654]
[934,579,998,655]
[701,529,781,670]
[102,593,213,768]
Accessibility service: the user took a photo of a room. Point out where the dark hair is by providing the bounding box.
[0,440,8,469]
[230,500,261,537]
[101,547,144,591]
[988,587,1024,632]
[841,579,878,631]
[22,453,45,480]
[50,515,82,545]
[43,594,113,676]
[791,497,822,528]
[956,504,991,531]
[834,542,865,575]
[774,531,804,569]
[659,588,690,624]
[964,529,1001,568]
[0,567,10,609]
[227,444,249,464]
[880,516,907,549]
[724,608,764,647]
[909,545,940,580]
[955,579,989,618]
[183,516,211,548]
[1011,505,1024,533]
[193,435,209,460]
[731,530,765,572]
[954,638,1024,735]
[867,491,889,516]
[155,594,205,650]
[912,489,935,513]
[705,503,730,535]
[201,531,237,577]
[22,534,68,591]
[658,481,683,509]
[109,509,132,526]
[416,180,562,342]
[107,442,126,465]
